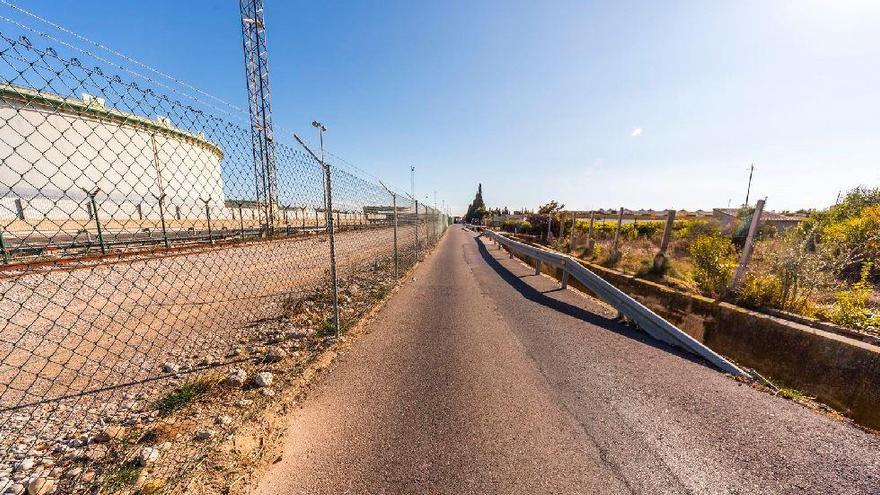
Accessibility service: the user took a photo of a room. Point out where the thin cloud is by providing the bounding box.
[631,127,643,137]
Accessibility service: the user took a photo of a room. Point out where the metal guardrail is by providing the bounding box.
[479,228,750,377]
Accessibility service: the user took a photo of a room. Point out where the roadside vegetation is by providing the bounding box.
[497,187,880,335]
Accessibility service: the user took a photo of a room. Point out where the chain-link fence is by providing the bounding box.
[0,29,449,494]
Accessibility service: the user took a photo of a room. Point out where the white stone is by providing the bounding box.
[13,459,33,473]
[215,415,232,426]
[161,362,180,373]
[225,368,248,388]
[137,447,160,466]
[254,372,274,388]
[265,346,287,363]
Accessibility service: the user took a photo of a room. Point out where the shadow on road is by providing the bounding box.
[473,235,711,369]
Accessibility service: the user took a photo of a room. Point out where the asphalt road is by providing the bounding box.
[254,225,880,495]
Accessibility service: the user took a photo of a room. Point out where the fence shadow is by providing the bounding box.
[473,234,711,369]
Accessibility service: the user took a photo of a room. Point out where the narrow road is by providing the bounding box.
[254,226,880,495]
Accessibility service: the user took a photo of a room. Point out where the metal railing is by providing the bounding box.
[480,228,749,378]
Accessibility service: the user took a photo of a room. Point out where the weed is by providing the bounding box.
[155,379,213,415]
[777,387,806,401]
[101,460,142,491]
[316,318,350,337]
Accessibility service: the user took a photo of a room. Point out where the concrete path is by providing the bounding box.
[254,226,880,494]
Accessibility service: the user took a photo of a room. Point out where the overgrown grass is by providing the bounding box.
[315,318,351,337]
[155,378,213,415]
[777,387,806,401]
[101,460,142,491]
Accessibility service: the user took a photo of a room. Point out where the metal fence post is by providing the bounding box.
[323,170,341,335]
[295,133,340,335]
[654,209,676,271]
[203,198,213,245]
[392,194,399,277]
[154,193,169,248]
[84,188,107,255]
[731,199,766,291]
[0,227,9,264]
[237,203,244,239]
[414,200,420,255]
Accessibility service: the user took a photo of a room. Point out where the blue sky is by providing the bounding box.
[6,0,880,214]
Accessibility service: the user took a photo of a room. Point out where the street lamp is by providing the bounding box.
[312,121,327,165]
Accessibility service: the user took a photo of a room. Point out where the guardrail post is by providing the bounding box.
[611,207,624,261]
[534,256,541,275]
[0,227,10,264]
[730,198,765,291]
[653,209,676,271]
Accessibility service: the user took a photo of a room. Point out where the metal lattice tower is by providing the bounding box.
[240,0,278,232]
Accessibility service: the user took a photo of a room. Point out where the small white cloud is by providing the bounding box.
[631,127,643,137]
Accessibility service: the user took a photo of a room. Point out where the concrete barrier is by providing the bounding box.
[501,240,880,430]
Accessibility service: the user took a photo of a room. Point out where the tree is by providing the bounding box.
[464,184,487,223]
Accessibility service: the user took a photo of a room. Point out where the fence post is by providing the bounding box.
[611,207,624,260]
[154,193,169,248]
[653,209,676,271]
[545,213,552,244]
[85,188,107,255]
[569,212,576,251]
[414,200,420,256]
[295,133,340,335]
[203,198,213,245]
[323,169,341,335]
[392,194,399,278]
[0,227,9,264]
[557,212,565,248]
[233,203,242,239]
[587,211,595,253]
[731,199,766,291]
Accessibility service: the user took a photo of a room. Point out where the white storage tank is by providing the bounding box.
[0,84,227,225]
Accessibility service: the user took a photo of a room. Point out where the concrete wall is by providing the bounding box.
[504,241,880,430]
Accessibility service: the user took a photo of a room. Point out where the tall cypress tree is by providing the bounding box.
[464,184,486,223]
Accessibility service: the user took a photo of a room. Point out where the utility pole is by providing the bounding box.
[240,0,278,234]
[744,163,754,207]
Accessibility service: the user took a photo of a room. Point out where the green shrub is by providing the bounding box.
[674,219,722,244]
[689,234,737,297]
[736,273,783,308]
[819,263,879,329]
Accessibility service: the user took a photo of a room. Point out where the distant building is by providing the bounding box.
[713,208,804,233]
